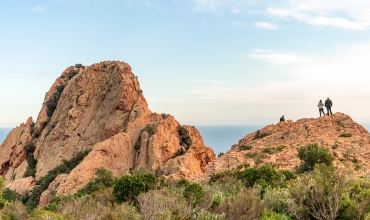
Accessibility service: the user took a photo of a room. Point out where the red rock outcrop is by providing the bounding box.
[0,61,215,204]
[0,117,32,183]
[201,113,370,180]
[6,177,36,196]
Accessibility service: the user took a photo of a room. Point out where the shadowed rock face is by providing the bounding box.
[0,61,215,203]
[201,113,370,181]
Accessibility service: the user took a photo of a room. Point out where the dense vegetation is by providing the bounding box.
[22,150,91,210]
[23,142,37,178]
[1,143,370,219]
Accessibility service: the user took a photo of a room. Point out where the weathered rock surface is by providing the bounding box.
[0,61,215,204]
[6,177,36,196]
[0,117,33,183]
[201,113,370,180]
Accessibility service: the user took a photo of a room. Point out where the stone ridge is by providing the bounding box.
[1,61,215,205]
[201,113,370,180]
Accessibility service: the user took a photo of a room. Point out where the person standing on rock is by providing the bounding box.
[280,115,285,122]
[325,97,333,116]
[318,100,326,116]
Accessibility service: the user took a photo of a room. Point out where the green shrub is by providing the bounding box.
[183,183,203,206]
[340,133,352,137]
[253,130,271,139]
[68,69,79,80]
[33,130,41,138]
[263,147,276,154]
[23,142,37,178]
[277,145,287,152]
[338,196,360,220]
[332,144,339,149]
[259,132,271,139]
[239,145,252,151]
[178,126,192,148]
[74,63,84,68]
[77,167,116,196]
[261,210,290,220]
[2,188,20,202]
[289,164,347,220]
[30,121,35,135]
[337,122,345,127]
[297,143,334,173]
[217,152,224,157]
[210,165,292,191]
[46,84,65,117]
[177,178,190,187]
[113,171,157,203]
[214,188,263,219]
[141,124,155,137]
[246,152,258,158]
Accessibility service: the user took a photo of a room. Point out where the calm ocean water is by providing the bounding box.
[1,124,370,156]
[0,128,11,144]
[196,125,263,156]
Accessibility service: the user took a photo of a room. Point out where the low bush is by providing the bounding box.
[77,167,116,196]
[141,124,155,137]
[214,188,263,219]
[177,178,190,188]
[183,183,203,206]
[74,63,83,68]
[277,145,287,152]
[340,133,352,137]
[138,188,191,219]
[297,143,334,173]
[2,188,20,202]
[113,171,157,203]
[263,147,276,154]
[239,145,252,151]
[210,165,294,191]
[253,130,271,139]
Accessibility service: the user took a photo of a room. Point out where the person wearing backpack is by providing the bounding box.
[325,97,333,116]
[318,100,325,116]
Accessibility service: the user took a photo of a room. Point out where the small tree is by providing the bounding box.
[297,143,334,173]
[289,164,346,220]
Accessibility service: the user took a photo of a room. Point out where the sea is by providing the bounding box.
[1,124,370,157]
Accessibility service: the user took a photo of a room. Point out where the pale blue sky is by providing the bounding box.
[1,0,370,127]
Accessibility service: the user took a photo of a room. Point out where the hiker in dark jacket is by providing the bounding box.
[325,97,333,115]
[318,100,325,116]
[280,115,285,122]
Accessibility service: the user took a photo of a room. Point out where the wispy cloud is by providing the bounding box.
[193,0,370,30]
[29,6,45,12]
[247,49,312,65]
[267,7,369,30]
[254,22,278,30]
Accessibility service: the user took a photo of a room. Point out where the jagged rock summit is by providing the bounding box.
[202,113,370,179]
[0,61,215,204]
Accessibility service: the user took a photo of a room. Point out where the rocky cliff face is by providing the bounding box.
[0,61,215,204]
[201,113,370,180]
